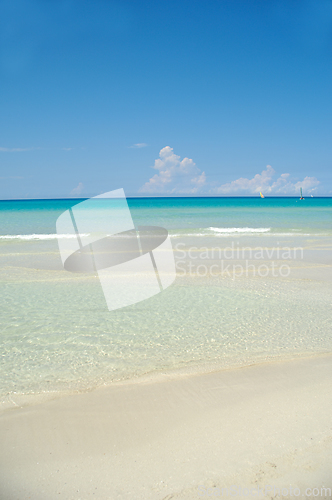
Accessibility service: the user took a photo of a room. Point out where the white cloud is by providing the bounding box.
[140,148,320,196]
[130,143,148,149]
[139,146,206,194]
[213,165,320,196]
[70,182,84,196]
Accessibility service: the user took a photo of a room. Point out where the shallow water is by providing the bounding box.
[1,197,331,408]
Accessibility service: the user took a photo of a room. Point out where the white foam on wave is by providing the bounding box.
[168,228,319,237]
[0,234,89,240]
[209,227,271,234]
[1,229,327,241]
[169,232,320,238]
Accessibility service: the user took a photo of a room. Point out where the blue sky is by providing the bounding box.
[0,0,332,198]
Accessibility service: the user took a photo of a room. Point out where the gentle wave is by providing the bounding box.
[0,233,162,241]
[169,227,272,237]
[209,227,271,233]
[169,230,324,237]
[0,234,89,240]
[0,228,328,241]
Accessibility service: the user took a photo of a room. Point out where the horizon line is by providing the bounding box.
[0,195,331,202]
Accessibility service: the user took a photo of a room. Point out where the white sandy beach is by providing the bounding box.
[1,354,332,500]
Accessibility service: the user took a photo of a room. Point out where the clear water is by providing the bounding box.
[0,197,332,236]
[1,197,331,409]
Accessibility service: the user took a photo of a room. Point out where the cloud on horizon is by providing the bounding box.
[139,146,206,194]
[130,143,148,149]
[140,147,320,196]
[213,165,320,195]
[70,182,84,196]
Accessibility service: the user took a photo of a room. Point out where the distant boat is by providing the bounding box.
[300,187,304,200]
[259,192,265,198]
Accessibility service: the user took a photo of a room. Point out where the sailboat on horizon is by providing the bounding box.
[300,187,304,200]
[259,192,265,198]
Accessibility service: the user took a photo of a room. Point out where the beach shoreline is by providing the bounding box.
[1,353,332,499]
[1,349,331,416]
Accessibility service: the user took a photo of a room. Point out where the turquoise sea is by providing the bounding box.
[1,197,332,410]
[1,196,332,237]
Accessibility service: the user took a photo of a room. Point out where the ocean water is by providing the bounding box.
[1,197,332,410]
[1,196,332,237]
